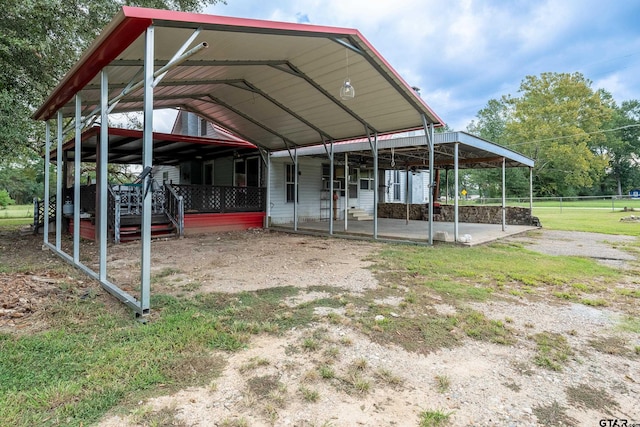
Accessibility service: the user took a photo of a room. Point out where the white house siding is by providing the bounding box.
[270,157,328,224]
[358,189,375,215]
[154,165,180,184]
[269,156,387,224]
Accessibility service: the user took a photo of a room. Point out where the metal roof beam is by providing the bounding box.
[272,62,377,133]
[153,27,202,87]
[110,59,289,67]
[206,94,301,149]
[238,80,336,142]
[344,37,438,125]
[331,37,364,55]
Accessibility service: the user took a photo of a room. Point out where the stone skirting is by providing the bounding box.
[377,203,540,226]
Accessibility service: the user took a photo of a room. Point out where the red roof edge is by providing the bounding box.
[52,126,256,157]
[33,10,153,121]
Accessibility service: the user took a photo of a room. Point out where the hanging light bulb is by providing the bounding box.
[339,48,355,100]
[340,78,355,100]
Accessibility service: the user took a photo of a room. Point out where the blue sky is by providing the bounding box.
[202,0,640,131]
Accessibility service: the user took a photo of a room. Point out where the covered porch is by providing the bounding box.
[274,218,536,246]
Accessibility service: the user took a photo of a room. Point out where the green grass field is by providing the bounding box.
[0,205,33,226]
[460,196,640,210]
[534,208,640,236]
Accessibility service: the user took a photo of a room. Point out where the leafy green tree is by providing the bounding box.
[467,99,510,144]
[466,99,527,198]
[0,189,15,208]
[1,0,224,160]
[598,100,640,195]
[467,72,614,197]
[503,72,612,196]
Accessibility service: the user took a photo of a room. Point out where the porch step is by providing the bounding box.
[117,214,177,242]
[348,208,373,221]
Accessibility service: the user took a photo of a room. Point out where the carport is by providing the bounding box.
[32,6,487,316]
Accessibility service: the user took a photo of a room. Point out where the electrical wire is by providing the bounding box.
[509,123,640,147]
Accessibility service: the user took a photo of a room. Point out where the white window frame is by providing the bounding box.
[285,164,296,203]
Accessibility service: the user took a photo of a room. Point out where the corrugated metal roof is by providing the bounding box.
[34,7,443,152]
[271,131,534,169]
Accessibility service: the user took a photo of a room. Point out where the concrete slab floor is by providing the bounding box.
[271,218,539,246]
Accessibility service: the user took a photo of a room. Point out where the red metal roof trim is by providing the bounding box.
[51,126,256,159]
[122,6,358,36]
[33,11,153,121]
[34,6,443,127]
[97,126,256,148]
[33,6,361,122]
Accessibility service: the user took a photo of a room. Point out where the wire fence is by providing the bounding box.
[0,204,35,219]
[457,195,640,212]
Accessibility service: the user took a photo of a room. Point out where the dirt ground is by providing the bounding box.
[2,228,639,426]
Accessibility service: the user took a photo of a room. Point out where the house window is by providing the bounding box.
[234,159,246,187]
[321,163,345,196]
[393,170,401,201]
[199,118,208,136]
[286,164,296,203]
[162,171,169,183]
[360,169,374,190]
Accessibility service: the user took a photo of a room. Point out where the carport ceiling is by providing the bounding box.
[34,7,443,151]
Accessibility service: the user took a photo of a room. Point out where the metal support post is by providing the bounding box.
[421,116,435,245]
[56,111,63,250]
[529,167,533,215]
[454,142,459,242]
[265,152,271,229]
[445,168,449,204]
[329,142,334,235]
[294,147,298,231]
[73,95,82,264]
[372,133,379,239]
[502,157,506,232]
[99,70,109,282]
[406,167,410,225]
[344,152,348,231]
[140,26,155,315]
[43,121,51,243]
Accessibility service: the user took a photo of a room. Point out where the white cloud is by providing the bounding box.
[204,0,640,128]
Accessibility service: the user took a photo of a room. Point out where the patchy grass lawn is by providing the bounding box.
[1,225,639,426]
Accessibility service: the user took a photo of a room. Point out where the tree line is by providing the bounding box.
[0,0,223,206]
[466,72,640,198]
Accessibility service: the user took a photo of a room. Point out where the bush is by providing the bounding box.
[0,189,14,208]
